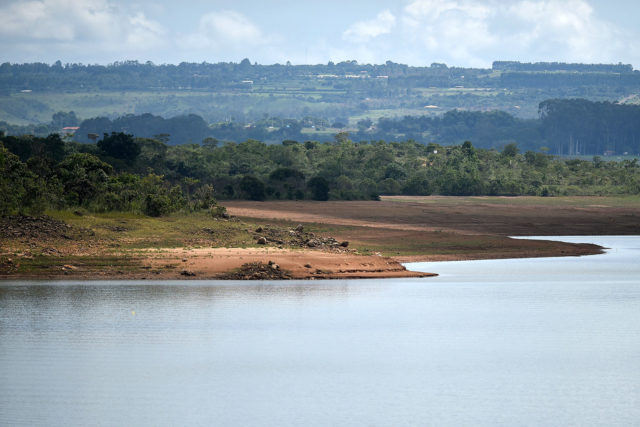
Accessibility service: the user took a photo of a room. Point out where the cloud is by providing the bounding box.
[343,10,396,43]
[401,0,495,65]
[181,10,269,50]
[502,0,625,62]
[336,0,638,67]
[0,0,166,61]
[0,0,637,67]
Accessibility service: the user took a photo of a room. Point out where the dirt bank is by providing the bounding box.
[0,214,434,280]
[143,247,433,280]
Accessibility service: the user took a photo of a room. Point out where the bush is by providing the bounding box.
[143,194,172,217]
[239,175,266,201]
[307,176,329,201]
[210,205,229,218]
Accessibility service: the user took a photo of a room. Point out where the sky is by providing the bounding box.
[1,0,639,68]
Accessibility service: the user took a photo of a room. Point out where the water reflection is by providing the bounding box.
[1,237,639,427]
[0,279,384,302]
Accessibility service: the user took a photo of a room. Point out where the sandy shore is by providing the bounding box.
[141,247,435,279]
[0,248,435,280]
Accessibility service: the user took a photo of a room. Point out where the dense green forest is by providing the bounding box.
[3,131,639,216]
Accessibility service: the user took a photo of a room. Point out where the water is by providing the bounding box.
[1,236,639,426]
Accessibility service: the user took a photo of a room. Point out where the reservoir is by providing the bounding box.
[1,236,639,426]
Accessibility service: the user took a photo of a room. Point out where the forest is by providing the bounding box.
[2,98,639,156]
[2,130,639,217]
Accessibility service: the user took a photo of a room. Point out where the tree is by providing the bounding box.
[239,175,266,201]
[98,132,140,161]
[0,145,32,214]
[502,143,519,158]
[57,153,113,206]
[51,111,79,128]
[307,176,329,201]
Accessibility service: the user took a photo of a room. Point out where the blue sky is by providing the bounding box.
[1,0,639,67]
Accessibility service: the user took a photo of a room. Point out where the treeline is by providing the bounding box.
[0,132,221,217]
[3,99,640,155]
[492,61,634,73]
[2,60,637,93]
[0,60,466,92]
[500,72,640,89]
[372,99,640,155]
[3,131,640,216]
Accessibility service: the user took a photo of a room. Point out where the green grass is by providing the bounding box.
[46,209,259,250]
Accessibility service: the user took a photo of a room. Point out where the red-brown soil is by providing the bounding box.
[225,196,640,236]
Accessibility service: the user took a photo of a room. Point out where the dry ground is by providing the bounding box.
[4,196,634,279]
[224,196,639,261]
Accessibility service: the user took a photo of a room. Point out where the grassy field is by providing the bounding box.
[0,211,258,276]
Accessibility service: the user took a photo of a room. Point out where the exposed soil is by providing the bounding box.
[4,196,631,280]
[0,215,94,240]
[0,215,432,280]
[224,197,640,236]
[223,197,625,262]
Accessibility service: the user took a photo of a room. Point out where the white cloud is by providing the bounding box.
[0,0,166,62]
[126,12,166,48]
[0,0,637,67]
[502,0,625,62]
[182,10,268,50]
[343,10,396,43]
[335,0,638,67]
[401,0,496,65]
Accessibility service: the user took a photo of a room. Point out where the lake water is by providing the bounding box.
[1,236,639,426]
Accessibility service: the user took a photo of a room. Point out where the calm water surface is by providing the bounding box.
[1,236,639,426]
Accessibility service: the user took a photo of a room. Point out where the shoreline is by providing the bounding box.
[0,240,603,281]
[0,248,435,281]
[5,195,632,281]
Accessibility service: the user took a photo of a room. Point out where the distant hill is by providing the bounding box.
[1,60,639,125]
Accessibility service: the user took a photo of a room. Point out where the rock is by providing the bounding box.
[340,241,349,247]
[294,224,304,233]
[217,262,293,280]
[304,263,312,268]
[257,237,267,245]
[62,264,77,270]
[182,258,188,262]
[180,270,196,277]
[255,226,263,233]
